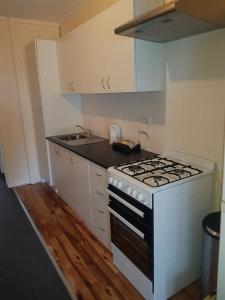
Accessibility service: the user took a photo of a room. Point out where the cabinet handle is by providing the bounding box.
[106,76,111,90]
[97,208,105,214]
[96,172,102,177]
[55,149,60,156]
[71,81,75,91]
[96,190,104,196]
[102,77,106,90]
[98,225,106,232]
[68,82,71,91]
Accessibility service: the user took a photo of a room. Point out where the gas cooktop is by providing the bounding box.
[114,156,203,188]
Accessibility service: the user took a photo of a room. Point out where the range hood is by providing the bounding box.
[115,0,225,43]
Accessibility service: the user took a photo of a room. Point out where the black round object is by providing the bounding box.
[128,165,142,172]
[174,169,185,175]
[202,212,221,240]
[153,176,163,182]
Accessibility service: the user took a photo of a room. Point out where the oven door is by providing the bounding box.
[107,185,153,281]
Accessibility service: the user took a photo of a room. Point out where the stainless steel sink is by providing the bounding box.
[53,133,105,146]
[56,133,87,142]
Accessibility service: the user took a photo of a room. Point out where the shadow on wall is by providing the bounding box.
[167,28,225,86]
[64,94,83,111]
[81,92,166,125]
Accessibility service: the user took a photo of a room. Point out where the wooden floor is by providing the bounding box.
[15,183,200,300]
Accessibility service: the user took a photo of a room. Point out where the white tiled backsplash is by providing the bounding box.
[81,92,165,154]
[79,29,225,209]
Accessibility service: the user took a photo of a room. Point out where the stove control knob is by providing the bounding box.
[117,181,123,190]
[137,193,144,202]
[113,179,117,186]
[132,190,138,198]
[109,176,114,184]
[127,187,132,195]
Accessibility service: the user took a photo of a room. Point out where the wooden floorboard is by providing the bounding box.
[15,183,200,300]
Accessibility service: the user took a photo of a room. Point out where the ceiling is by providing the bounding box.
[0,0,87,22]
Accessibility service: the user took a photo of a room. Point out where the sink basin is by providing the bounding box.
[53,133,105,146]
[56,133,87,142]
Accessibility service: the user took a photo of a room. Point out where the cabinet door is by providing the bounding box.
[49,143,92,226]
[57,32,74,94]
[102,0,135,93]
[67,152,92,226]
[49,142,70,199]
[70,22,91,94]
[80,16,107,94]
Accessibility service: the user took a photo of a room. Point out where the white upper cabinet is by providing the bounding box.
[134,0,165,16]
[57,0,166,94]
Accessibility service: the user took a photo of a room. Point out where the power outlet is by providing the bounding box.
[142,116,152,125]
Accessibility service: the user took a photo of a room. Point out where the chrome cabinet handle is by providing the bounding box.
[96,172,102,178]
[98,225,106,232]
[71,81,75,91]
[97,208,105,214]
[96,190,104,196]
[102,77,106,90]
[107,76,111,90]
[70,157,74,164]
[55,149,60,156]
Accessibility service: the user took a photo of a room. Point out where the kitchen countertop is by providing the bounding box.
[47,137,158,169]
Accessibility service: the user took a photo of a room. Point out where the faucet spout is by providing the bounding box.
[76,125,93,139]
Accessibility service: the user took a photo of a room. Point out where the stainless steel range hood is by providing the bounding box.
[115,0,225,43]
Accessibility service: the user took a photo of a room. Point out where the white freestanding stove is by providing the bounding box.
[107,150,215,300]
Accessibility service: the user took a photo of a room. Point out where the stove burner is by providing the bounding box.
[128,165,143,172]
[174,169,185,175]
[153,176,163,181]
[115,156,203,189]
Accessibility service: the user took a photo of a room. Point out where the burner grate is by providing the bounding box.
[115,156,203,188]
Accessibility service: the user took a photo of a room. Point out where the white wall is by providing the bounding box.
[81,92,165,154]
[10,18,59,186]
[81,29,225,209]
[0,17,59,187]
[0,18,29,186]
[165,29,225,209]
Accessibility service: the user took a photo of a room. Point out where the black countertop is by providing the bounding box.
[47,137,158,169]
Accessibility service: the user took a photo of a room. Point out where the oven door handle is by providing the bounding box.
[108,207,145,240]
[106,189,144,218]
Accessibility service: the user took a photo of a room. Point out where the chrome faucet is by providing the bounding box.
[76,125,93,139]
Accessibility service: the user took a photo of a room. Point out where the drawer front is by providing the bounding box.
[92,191,110,247]
[93,213,110,247]
[92,200,110,246]
[92,185,107,202]
[92,191,109,227]
[94,224,110,248]
[89,161,110,247]
[90,162,107,187]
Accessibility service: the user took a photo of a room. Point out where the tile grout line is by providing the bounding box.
[14,188,77,300]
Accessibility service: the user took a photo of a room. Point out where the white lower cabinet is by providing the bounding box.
[89,162,110,248]
[49,142,92,226]
[48,142,71,201]
[49,142,110,248]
